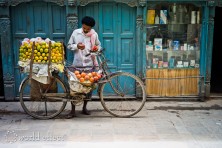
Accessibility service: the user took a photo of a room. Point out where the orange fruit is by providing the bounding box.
[74,70,80,75]
[88,73,92,78]
[97,74,101,79]
[79,77,85,83]
[94,76,99,81]
[76,74,81,79]
[89,77,94,83]
[85,75,90,80]
[81,72,86,77]
[92,72,97,76]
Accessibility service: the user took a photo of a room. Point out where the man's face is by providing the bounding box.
[82,24,92,34]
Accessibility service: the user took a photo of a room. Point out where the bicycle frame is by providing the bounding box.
[19,49,126,101]
[19,48,146,119]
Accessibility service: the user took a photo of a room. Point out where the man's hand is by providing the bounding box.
[77,43,85,50]
[91,45,98,52]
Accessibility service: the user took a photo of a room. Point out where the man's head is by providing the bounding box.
[81,16,95,34]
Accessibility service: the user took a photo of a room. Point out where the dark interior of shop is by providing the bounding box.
[211,7,222,93]
[0,41,4,97]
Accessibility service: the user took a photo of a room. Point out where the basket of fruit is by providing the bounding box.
[66,68,102,94]
[18,37,65,84]
[73,70,102,86]
[18,37,65,72]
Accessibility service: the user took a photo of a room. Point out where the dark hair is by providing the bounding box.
[81,16,95,27]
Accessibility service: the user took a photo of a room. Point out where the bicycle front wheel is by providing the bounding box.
[100,72,146,117]
[19,76,68,119]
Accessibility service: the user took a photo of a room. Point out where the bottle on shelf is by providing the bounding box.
[191,11,196,24]
[196,11,200,24]
[172,3,177,13]
[155,15,160,24]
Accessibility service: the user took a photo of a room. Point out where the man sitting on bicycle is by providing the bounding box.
[67,16,101,118]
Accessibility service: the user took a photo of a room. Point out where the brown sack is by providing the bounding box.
[30,78,57,101]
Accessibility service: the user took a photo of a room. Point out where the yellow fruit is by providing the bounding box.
[35,56,39,60]
[51,59,55,63]
[19,48,24,53]
[34,50,38,53]
[56,56,60,61]
[41,41,46,45]
[42,53,46,57]
[37,45,41,50]
[27,44,31,49]
[24,43,28,47]
[39,56,43,60]
[37,52,41,56]
[43,57,47,61]
[57,42,62,47]
[19,53,23,57]
[44,48,49,53]
[37,60,41,63]
[40,48,43,53]
[52,48,56,53]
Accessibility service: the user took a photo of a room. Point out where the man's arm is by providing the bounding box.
[67,31,78,51]
[95,33,102,50]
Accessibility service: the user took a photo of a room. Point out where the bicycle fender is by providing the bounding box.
[19,77,29,93]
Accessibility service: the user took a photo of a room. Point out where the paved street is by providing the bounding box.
[0,98,222,148]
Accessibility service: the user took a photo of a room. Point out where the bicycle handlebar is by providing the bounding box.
[85,48,105,57]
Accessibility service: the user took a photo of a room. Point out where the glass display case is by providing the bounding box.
[145,3,202,96]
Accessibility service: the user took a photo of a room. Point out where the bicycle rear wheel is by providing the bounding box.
[100,72,146,117]
[19,76,68,119]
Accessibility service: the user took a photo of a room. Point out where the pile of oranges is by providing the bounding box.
[74,70,102,84]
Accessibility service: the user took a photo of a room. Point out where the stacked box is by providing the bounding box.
[147,10,155,24]
[160,10,167,24]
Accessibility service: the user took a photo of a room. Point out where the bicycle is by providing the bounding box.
[19,48,146,119]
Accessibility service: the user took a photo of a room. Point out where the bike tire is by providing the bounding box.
[19,76,68,119]
[99,72,146,117]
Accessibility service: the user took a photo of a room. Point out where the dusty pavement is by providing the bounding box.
[0,98,222,148]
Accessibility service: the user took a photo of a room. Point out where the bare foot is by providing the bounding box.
[66,112,76,119]
[82,108,91,115]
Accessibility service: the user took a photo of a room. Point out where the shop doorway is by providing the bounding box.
[211,7,222,93]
